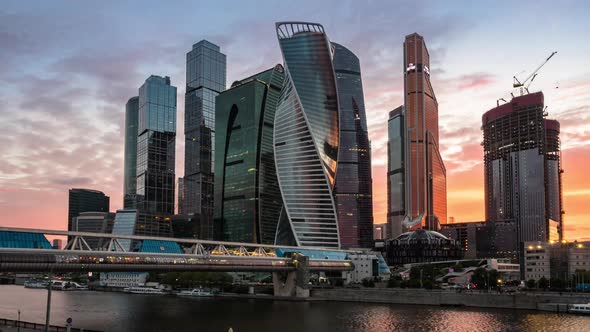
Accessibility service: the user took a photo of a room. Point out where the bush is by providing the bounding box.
[538,277,549,290]
[387,278,401,288]
[526,279,536,289]
[361,278,375,288]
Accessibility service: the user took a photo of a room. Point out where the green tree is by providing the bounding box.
[526,279,537,289]
[470,268,487,289]
[550,278,565,290]
[538,277,550,290]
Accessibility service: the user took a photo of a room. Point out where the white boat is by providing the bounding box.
[24,280,49,289]
[177,288,213,297]
[124,286,166,295]
[570,303,590,314]
[50,280,88,291]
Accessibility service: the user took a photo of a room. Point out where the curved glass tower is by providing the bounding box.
[332,42,374,248]
[274,22,340,248]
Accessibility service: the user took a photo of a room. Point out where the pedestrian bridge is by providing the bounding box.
[0,227,355,273]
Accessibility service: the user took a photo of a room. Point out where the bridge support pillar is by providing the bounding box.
[273,253,309,298]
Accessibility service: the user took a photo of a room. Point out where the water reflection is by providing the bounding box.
[0,286,589,332]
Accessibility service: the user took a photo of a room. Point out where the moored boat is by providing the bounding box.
[570,303,590,314]
[124,286,166,295]
[24,280,49,289]
[177,288,213,297]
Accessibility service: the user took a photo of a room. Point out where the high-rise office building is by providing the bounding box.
[402,33,447,231]
[387,106,405,239]
[177,177,184,215]
[482,92,564,250]
[68,188,110,233]
[383,33,455,265]
[274,22,340,249]
[183,40,227,240]
[72,212,115,249]
[124,96,139,209]
[332,42,374,249]
[214,65,284,244]
[136,75,177,237]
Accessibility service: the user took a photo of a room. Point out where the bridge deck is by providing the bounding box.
[0,249,353,273]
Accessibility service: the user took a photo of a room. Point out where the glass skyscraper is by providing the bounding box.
[214,65,284,244]
[274,22,340,249]
[124,96,139,209]
[183,40,226,240]
[387,106,405,239]
[482,92,563,248]
[402,33,447,231]
[332,42,374,248]
[135,75,177,237]
[68,188,110,234]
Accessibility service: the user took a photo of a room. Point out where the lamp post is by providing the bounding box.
[17,309,21,332]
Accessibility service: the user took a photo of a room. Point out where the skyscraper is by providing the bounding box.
[402,33,447,231]
[72,212,115,249]
[183,40,226,240]
[482,92,563,248]
[135,75,177,237]
[123,96,139,209]
[387,106,405,239]
[274,22,340,249]
[214,65,284,244]
[68,188,110,233]
[177,177,184,214]
[332,42,373,248]
[382,33,457,265]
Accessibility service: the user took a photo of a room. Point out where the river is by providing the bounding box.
[0,285,589,332]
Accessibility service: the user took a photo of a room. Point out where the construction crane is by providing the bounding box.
[513,51,557,95]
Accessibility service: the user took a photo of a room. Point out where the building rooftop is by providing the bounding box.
[0,231,52,249]
[482,91,544,124]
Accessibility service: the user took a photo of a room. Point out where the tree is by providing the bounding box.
[538,277,549,290]
[470,268,487,289]
[550,278,565,290]
[362,278,375,288]
[526,279,537,289]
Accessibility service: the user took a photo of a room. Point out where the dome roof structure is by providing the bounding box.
[392,229,450,244]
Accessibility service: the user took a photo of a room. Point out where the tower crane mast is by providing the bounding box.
[513,51,557,95]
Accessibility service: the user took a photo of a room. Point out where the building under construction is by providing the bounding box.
[482,92,564,258]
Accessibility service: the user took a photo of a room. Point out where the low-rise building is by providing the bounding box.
[523,241,590,281]
[99,272,148,288]
[440,221,485,259]
[99,240,183,288]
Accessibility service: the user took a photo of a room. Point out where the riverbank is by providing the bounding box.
[310,288,590,313]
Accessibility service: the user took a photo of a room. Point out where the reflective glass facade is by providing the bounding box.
[387,107,405,239]
[72,212,115,249]
[274,22,340,248]
[0,231,52,249]
[68,188,110,234]
[124,96,139,208]
[332,42,373,248]
[136,75,177,238]
[112,209,139,251]
[214,65,284,244]
[482,92,563,248]
[403,33,447,231]
[183,40,226,240]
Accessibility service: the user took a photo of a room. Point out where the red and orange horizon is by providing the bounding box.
[0,2,589,241]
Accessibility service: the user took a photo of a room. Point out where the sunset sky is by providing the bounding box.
[1,1,589,240]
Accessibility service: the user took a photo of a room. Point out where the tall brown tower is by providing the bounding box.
[402,33,447,231]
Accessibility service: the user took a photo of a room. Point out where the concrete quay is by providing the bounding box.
[310,288,590,312]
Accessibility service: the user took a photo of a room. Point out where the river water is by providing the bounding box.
[0,285,589,332]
